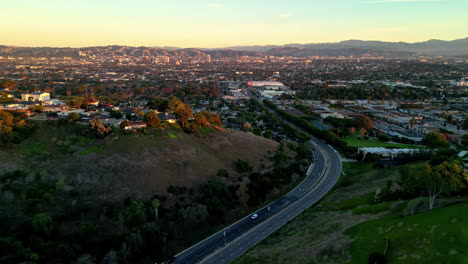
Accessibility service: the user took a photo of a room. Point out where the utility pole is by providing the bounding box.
[223,230,226,247]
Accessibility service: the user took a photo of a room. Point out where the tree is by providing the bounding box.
[179,204,208,226]
[423,132,449,148]
[122,199,147,229]
[168,96,183,112]
[151,199,160,220]
[89,119,112,138]
[32,213,53,235]
[447,114,453,123]
[263,129,273,139]
[109,110,123,119]
[101,249,118,264]
[243,122,251,132]
[147,98,169,112]
[67,97,85,108]
[30,105,43,113]
[409,118,417,129]
[120,120,131,130]
[461,134,468,148]
[199,179,233,217]
[144,111,161,127]
[357,114,373,131]
[68,113,81,122]
[401,162,467,210]
[234,159,253,173]
[73,254,95,264]
[0,80,18,90]
[136,110,145,119]
[169,96,193,130]
[0,111,14,146]
[194,112,210,127]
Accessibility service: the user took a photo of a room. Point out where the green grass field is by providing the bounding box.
[344,137,425,149]
[77,145,106,156]
[233,161,466,264]
[347,202,468,264]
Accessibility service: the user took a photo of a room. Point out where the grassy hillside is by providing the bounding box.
[0,121,278,199]
[2,121,310,263]
[347,202,468,264]
[233,162,467,264]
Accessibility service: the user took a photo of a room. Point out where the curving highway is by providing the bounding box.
[172,139,342,264]
[172,103,342,264]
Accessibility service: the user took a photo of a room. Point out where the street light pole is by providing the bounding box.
[223,230,226,247]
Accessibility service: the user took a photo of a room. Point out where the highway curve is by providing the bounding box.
[172,136,342,264]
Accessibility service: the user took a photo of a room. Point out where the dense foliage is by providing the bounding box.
[0,110,35,146]
[262,99,357,154]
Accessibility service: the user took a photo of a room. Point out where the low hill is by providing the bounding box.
[226,37,468,57]
[0,122,313,263]
[0,123,278,199]
[264,47,415,58]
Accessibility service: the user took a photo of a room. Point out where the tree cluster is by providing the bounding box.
[399,161,467,210]
[422,132,450,148]
[0,110,33,146]
[263,99,356,154]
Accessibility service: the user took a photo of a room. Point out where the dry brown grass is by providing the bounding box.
[0,129,278,199]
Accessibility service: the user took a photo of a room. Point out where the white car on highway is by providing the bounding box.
[250,213,258,220]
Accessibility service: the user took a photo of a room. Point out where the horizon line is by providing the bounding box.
[1,36,467,50]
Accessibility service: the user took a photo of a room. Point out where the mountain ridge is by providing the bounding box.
[222,37,468,56]
[1,37,467,58]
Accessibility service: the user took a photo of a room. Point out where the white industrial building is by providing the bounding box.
[358,147,428,160]
[21,92,50,102]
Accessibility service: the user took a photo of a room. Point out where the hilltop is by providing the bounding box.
[0,122,278,199]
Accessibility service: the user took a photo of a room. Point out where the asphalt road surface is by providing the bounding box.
[172,101,342,264]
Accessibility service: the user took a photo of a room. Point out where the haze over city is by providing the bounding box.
[3,0,468,48]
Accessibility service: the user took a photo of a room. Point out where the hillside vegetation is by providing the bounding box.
[0,121,277,199]
[0,120,318,263]
[347,202,468,264]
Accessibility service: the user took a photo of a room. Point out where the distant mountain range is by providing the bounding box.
[1,37,467,58]
[222,38,468,57]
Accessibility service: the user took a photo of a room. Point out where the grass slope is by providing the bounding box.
[0,122,278,199]
[347,202,468,264]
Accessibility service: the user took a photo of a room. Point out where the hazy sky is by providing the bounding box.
[2,0,467,47]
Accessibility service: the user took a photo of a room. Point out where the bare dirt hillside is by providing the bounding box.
[0,128,278,199]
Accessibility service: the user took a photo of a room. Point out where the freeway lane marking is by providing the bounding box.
[201,150,341,264]
[176,144,324,262]
[176,135,341,264]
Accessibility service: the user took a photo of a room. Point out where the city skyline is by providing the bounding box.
[3,0,468,48]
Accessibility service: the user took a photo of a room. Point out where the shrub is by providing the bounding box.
[234,159,253,173]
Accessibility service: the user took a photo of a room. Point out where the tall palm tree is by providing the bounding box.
[152,199,160,220]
